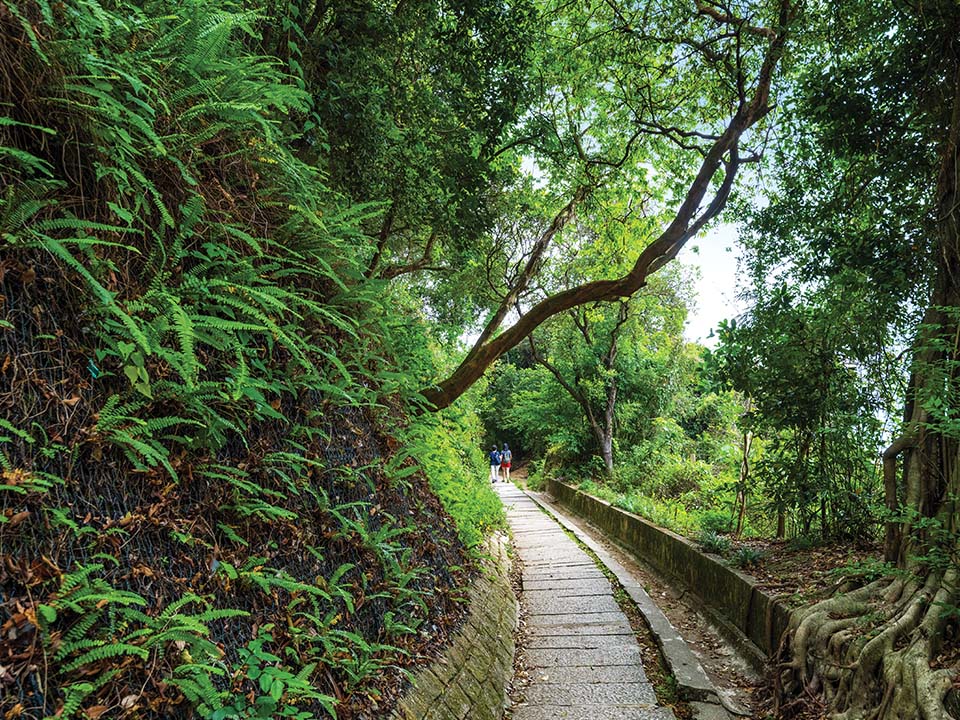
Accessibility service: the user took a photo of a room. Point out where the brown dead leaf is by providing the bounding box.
[120,695,139,710]
[7,511,30,528]
[83,706,108,719]
[62,394,81,407]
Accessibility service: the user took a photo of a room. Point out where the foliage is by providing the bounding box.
[697,530,732,556]
[0,1,476,717]
[728,546,765,569]
[708,294,889,542]
[406,393,506,550]
[699,510,735,535]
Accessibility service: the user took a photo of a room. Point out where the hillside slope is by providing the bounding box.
[0,2,489,718]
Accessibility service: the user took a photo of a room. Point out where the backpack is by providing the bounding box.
[503,449,512,463]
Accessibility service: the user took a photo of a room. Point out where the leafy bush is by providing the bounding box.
[526,458,547,490]
[729,546,765,568]
[697,530,732,555]
[699,510,734,534]
[647,457,713,499]
[409,405,505,550]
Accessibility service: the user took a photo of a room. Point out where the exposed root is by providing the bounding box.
[778,568,960,720]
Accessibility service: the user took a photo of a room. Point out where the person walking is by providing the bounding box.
[501,443,512,482]
[489,445,501,483]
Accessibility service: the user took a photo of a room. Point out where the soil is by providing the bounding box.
[726,537,881,606]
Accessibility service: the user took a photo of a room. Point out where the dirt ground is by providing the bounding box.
[731,536,881,605]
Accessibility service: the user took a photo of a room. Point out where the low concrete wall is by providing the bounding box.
[391,534,516,720]
[547,479,790,658]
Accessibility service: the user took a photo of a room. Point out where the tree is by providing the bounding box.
[520,259,691,474]
[265,0,539,301]
[421,0,799,410]
[748,1,960,716]
[710,289,888,542]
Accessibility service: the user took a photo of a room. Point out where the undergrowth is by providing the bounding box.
[0,1,480,718]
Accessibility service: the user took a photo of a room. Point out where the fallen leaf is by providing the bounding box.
[7,511,29,528]
[84,706,109,719]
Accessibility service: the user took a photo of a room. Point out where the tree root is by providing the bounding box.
[777,568,960,720]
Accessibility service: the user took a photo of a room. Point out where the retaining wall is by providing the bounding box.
[546,479,789,659]
[391,534,517,720]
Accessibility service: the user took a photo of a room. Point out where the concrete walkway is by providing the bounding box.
[497,483,675,720]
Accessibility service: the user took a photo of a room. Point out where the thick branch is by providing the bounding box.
[421,0,795,410]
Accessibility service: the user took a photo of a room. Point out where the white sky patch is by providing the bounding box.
[680,223,744,347]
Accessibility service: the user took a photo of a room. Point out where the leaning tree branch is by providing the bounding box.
[459,183,593,370]
[421,0,796,410]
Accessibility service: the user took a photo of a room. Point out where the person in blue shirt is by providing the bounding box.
[489,445,501,483]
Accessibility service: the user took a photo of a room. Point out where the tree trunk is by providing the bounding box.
[777,46,960,720]
[600,431,614,477]
[735,398,753,537]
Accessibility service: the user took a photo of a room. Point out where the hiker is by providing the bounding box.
[489,445,501,483]
[501,443,512,482]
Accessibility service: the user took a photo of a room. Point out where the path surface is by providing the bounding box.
[497,483,676,720]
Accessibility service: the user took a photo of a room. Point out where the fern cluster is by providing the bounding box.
[0,0,471,718]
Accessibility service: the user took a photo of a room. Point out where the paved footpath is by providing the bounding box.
[497,483,676,720]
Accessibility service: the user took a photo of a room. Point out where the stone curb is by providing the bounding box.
[521,489,733,720]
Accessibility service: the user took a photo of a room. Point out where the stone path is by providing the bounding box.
[497,483,676,720]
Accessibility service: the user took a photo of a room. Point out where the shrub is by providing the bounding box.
[647,457,713,499]
[412,409,504,551]
[526,458,547,490]
[699,509,734,534]
[729,546,765,568]
[697,530,732,555]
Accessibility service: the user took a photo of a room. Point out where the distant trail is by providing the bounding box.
[497,483,676,720]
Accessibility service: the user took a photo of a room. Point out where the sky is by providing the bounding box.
[678,223,745,347]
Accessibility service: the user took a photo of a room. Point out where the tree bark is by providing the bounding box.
[735,397,753,537]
